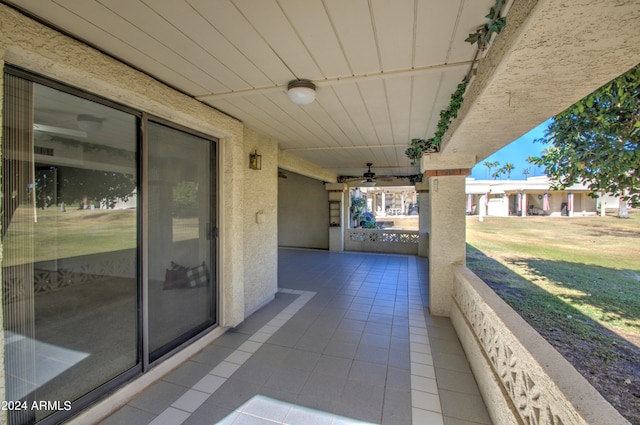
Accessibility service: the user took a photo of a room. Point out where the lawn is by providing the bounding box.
[3,206,137,265]
[466,212,640,424]
[3,206,203,266]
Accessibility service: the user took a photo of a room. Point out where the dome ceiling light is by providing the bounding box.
[287,80,316,105]
[76,114,104,132]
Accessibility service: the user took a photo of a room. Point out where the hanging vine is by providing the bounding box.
[405,0,507,166]
[465,0,507,50]
[405,79,468,165]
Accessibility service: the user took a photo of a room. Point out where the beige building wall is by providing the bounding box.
[278,171,330,250]
[242,128,280,314]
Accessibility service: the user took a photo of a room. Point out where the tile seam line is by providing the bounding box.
[147,288,317,425]
[408,255,444,425]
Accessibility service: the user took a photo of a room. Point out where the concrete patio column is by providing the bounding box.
[326,183,347,252]
[479,194,487,221]
[415,181,430,258]
[422,153,474,316]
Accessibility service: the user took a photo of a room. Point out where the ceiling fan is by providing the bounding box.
[337,163,397,185]
[360,163,397,186]
[361,163,377,186]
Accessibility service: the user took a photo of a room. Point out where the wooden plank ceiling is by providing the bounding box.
[6,0,495,177]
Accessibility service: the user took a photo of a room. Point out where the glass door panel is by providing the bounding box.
[2,77,138,424]
[146,121,216,361]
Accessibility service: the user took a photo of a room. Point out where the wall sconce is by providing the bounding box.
[249,150,262,170]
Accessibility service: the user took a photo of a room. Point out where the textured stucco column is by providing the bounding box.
[422,153,475,316]
[326,183,347,252]
[425,173,468,316]
[415,182,430,258]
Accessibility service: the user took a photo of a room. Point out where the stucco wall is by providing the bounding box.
[426,175,467,316]
[243,128,279,313]
[278,171,329,249]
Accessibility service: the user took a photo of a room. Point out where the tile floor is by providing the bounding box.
[99,249,491,425]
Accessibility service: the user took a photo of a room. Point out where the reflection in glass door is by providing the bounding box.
[2,75,138,424]
[146,121,216,361]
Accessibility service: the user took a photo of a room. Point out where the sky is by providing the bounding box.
[469,119,552,180]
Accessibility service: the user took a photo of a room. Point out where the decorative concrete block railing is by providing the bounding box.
[345,229,419,255]
[450,265,630,425]
[3,249,136,303]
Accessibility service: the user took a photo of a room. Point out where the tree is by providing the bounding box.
[503,162,515,180]
[483,160,500,179]
[525,156,540,176]
[522,167,530,179]
[36,166,136,210]
[172,181,199,218]
[482,161,491,178]
[532,64,639,218]
[492,168,504,180]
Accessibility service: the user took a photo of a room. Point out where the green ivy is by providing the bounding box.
[405,1,507,166]
[405,80,468,165]
[465,0,507,50]
[406,174,423,185]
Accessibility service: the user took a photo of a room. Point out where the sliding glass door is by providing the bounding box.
[2,69,218,424]
[146,121,216,362]
[2,75,138,424]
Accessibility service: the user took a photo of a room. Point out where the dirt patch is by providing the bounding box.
[539,327,640,425]
[581,227,640,238]
[575,221,640,238]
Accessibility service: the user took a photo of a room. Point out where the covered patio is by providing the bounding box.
[99,248,489,425]
[1,1,639,424]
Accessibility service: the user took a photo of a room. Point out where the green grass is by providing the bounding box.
[466,213,640,358]
[3,206,137,265]
[3,206,204,265]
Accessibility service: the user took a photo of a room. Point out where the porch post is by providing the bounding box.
[568,192,574,217]
[326,183,347,252]
[479,194,487,221]
[422,153,474,317]
[415,182,430,257]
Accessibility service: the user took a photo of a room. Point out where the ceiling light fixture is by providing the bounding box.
[287,80,316,105]
[76,114,103,132]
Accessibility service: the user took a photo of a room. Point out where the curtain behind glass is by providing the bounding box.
[2,72,37,425]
